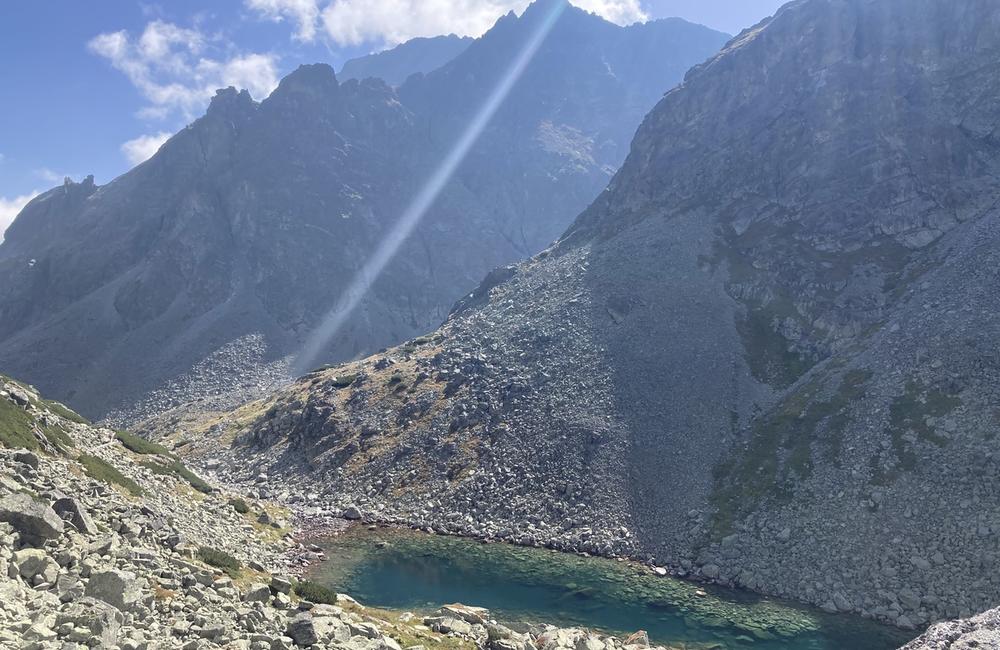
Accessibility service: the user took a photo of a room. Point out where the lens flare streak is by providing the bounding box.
[295,2,566,374]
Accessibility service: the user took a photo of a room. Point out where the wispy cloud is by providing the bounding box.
[245,0,646,47]
[0,191,41,242]
[245,0,321,41]
[35,168,73,185]
[88,20,280,121]
[121,132,173,166]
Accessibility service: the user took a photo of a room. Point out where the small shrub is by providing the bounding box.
[79,454,143,497]
[116,430,174,457]
[330,374,357,389]
[140,460,213,494]
[293,580,338,605]
[198,546,241,576]
[229,497,251,514]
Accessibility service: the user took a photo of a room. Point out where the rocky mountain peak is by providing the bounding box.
[205,86,256,119]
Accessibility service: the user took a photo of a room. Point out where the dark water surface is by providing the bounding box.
[308,527,915,650]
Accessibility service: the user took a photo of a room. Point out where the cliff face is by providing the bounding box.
[197,0,1000,630]
[0,3,728,420]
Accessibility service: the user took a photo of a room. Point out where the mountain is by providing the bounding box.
[171,0,1000,631]
[0,2,729,421]
[339,35,473,86]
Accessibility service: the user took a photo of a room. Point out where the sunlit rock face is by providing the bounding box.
[220,0,1000,630]
[0,2,727,420]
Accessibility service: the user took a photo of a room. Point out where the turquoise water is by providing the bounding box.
[307,528,915,649]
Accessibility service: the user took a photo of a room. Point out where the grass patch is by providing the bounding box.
[229,497,251,514]
[710,368,872,537]
[42,424,75,451]
[875,380,963,483]
[140,460,213,494]
[0,399,41,450]
[116,430,175,457]
[79,454,143,496]
[736,302,814,388]
[293,580,339,605]
[43,400,90,425]
[198,546,241,577]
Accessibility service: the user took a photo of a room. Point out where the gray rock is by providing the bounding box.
[0,492,64,544]
[53,497,98,535]
[85,569,144,611]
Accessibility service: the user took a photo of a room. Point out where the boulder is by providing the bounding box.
[85,569,145,611]
[244,582,271,602]
[286,613,330,646]
[0,492,64,544]
[439,603,490,625]
[53,496,99,535]
[55,597,123,649]
[13,548,59,583]
[343,505,363,520]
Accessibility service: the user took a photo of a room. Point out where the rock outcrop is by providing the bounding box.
[0,1,728,423]
[163,0,1000,632]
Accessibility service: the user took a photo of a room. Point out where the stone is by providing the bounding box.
[343,505,363,521]
[700,564,720,579]
[14,548,59,583]
[286,614,322,646]
[270,576,293,595]
[423,616,473,636]
[53,497,99,535]
[439,603,490,625]
[55,598,123,648]
[85,569,144,611]
[245,583,272,602]
[0,492,64,544]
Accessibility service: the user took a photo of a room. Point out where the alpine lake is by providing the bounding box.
[305,527,916,650]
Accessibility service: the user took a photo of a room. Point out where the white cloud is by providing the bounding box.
[246,0,646,47]
[246,0,321,41]
[121,132,173,166]
[88,20,280,121]
[35,168,68,184]
[0,191,41,242]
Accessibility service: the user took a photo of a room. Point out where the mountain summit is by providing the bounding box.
[0,3,727,420]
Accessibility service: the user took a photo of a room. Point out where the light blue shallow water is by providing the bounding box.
[308,527,915,650]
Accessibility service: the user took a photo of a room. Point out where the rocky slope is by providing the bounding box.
[146,0,1000,632]
[0,1,728,422]
[339,35,473,86]
[0,373,689,649]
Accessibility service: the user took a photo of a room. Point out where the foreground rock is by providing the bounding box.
[901,607,1000,649]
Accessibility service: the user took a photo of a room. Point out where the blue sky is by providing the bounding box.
[0,0,786,236]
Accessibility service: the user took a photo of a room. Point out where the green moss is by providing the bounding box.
[140,460,213,494]
[116,430,175,457]
[229,497,251,514]
[330,374,357,389]
[710,369,872,537]
[79,454,143,497]
[198,546,241,577]
[293,580,339,605]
